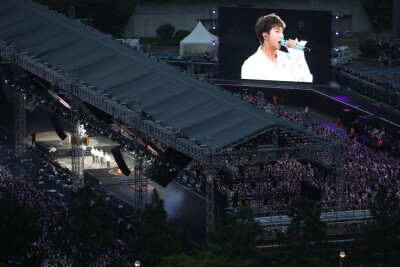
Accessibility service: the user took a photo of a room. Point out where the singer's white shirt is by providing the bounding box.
[241,44,313,82]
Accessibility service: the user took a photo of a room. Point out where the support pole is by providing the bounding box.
[204,164,216,234]
[204,136,216,234]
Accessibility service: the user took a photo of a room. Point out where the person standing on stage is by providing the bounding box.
[49,146,57,160]
[95,148,100,164]
[31,132,36,147]
[91,146,96,163]
[105,152,111,168]
[99,149,105,167]
[81,144,86,158]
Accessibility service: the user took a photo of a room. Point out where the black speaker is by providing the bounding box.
[111,146,131,176]
[300,181,322,202]
[144,162,177,187]
[50,113,67,140]
[164,147,192,169]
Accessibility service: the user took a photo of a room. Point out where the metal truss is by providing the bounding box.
[8,43,27,158]
[70,94,85,189]
[334,67,400,111]
[134,159,146,210]
[203,162,217,234]
[214,144,336,167]
[14,90,26,157]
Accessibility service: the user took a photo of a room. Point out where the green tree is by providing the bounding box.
[359,40,381,58]
[286,197,326,246]
[272,197,329,266]
[360,0,393,30]
[161,244,256,267]
[356,186,400,266]
[174,29,190,42]
[208,206,262,261]
[127,189,187,266]
[63,186,118,263]
[162,206,265,266]
[0,190,42,264]
[156,23,176,45]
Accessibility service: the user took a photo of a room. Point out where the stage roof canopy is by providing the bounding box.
[0,0,311,150]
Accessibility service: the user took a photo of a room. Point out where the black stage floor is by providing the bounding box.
[85,168,137,186]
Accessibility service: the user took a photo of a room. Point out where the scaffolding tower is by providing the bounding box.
[70,92,85,188]
[134,159,147,210]
[14,89,26,157]
[71,119,85,188]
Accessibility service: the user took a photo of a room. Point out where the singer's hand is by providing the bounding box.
[284,39,298,49]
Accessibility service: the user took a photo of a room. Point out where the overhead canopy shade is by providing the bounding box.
[0,0,309,150]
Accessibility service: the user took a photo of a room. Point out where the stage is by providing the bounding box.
[35,133,144,186]
[36,135,119,156]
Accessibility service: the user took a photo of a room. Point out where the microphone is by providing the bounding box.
[280,40,311,52]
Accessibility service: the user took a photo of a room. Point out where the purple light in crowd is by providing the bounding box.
[212,8,216,14]
[335,32,339,36]
[332,95,353,104]
[212,41,216,46]
[212,25,216,30]
[335,15,339,19]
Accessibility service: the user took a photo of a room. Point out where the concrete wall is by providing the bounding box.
[124,0,374,38]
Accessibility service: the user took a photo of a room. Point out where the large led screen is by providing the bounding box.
[218,7,332,84]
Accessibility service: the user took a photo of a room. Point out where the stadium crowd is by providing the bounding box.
[212,91,400,214]
[0,137,135,266]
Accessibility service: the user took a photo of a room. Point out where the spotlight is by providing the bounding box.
[212,25,216,30]
[335,32,339,36]
[335,15,339,19]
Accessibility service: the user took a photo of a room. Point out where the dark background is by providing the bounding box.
[218,6,332,84]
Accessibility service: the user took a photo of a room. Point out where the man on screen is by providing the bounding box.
[241,13,313,82]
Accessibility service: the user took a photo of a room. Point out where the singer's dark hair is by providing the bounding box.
[255,13,286,44]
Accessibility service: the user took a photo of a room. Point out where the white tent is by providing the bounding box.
[179,21,218,58]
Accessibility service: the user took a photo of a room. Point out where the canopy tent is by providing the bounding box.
[179,21,218,58]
